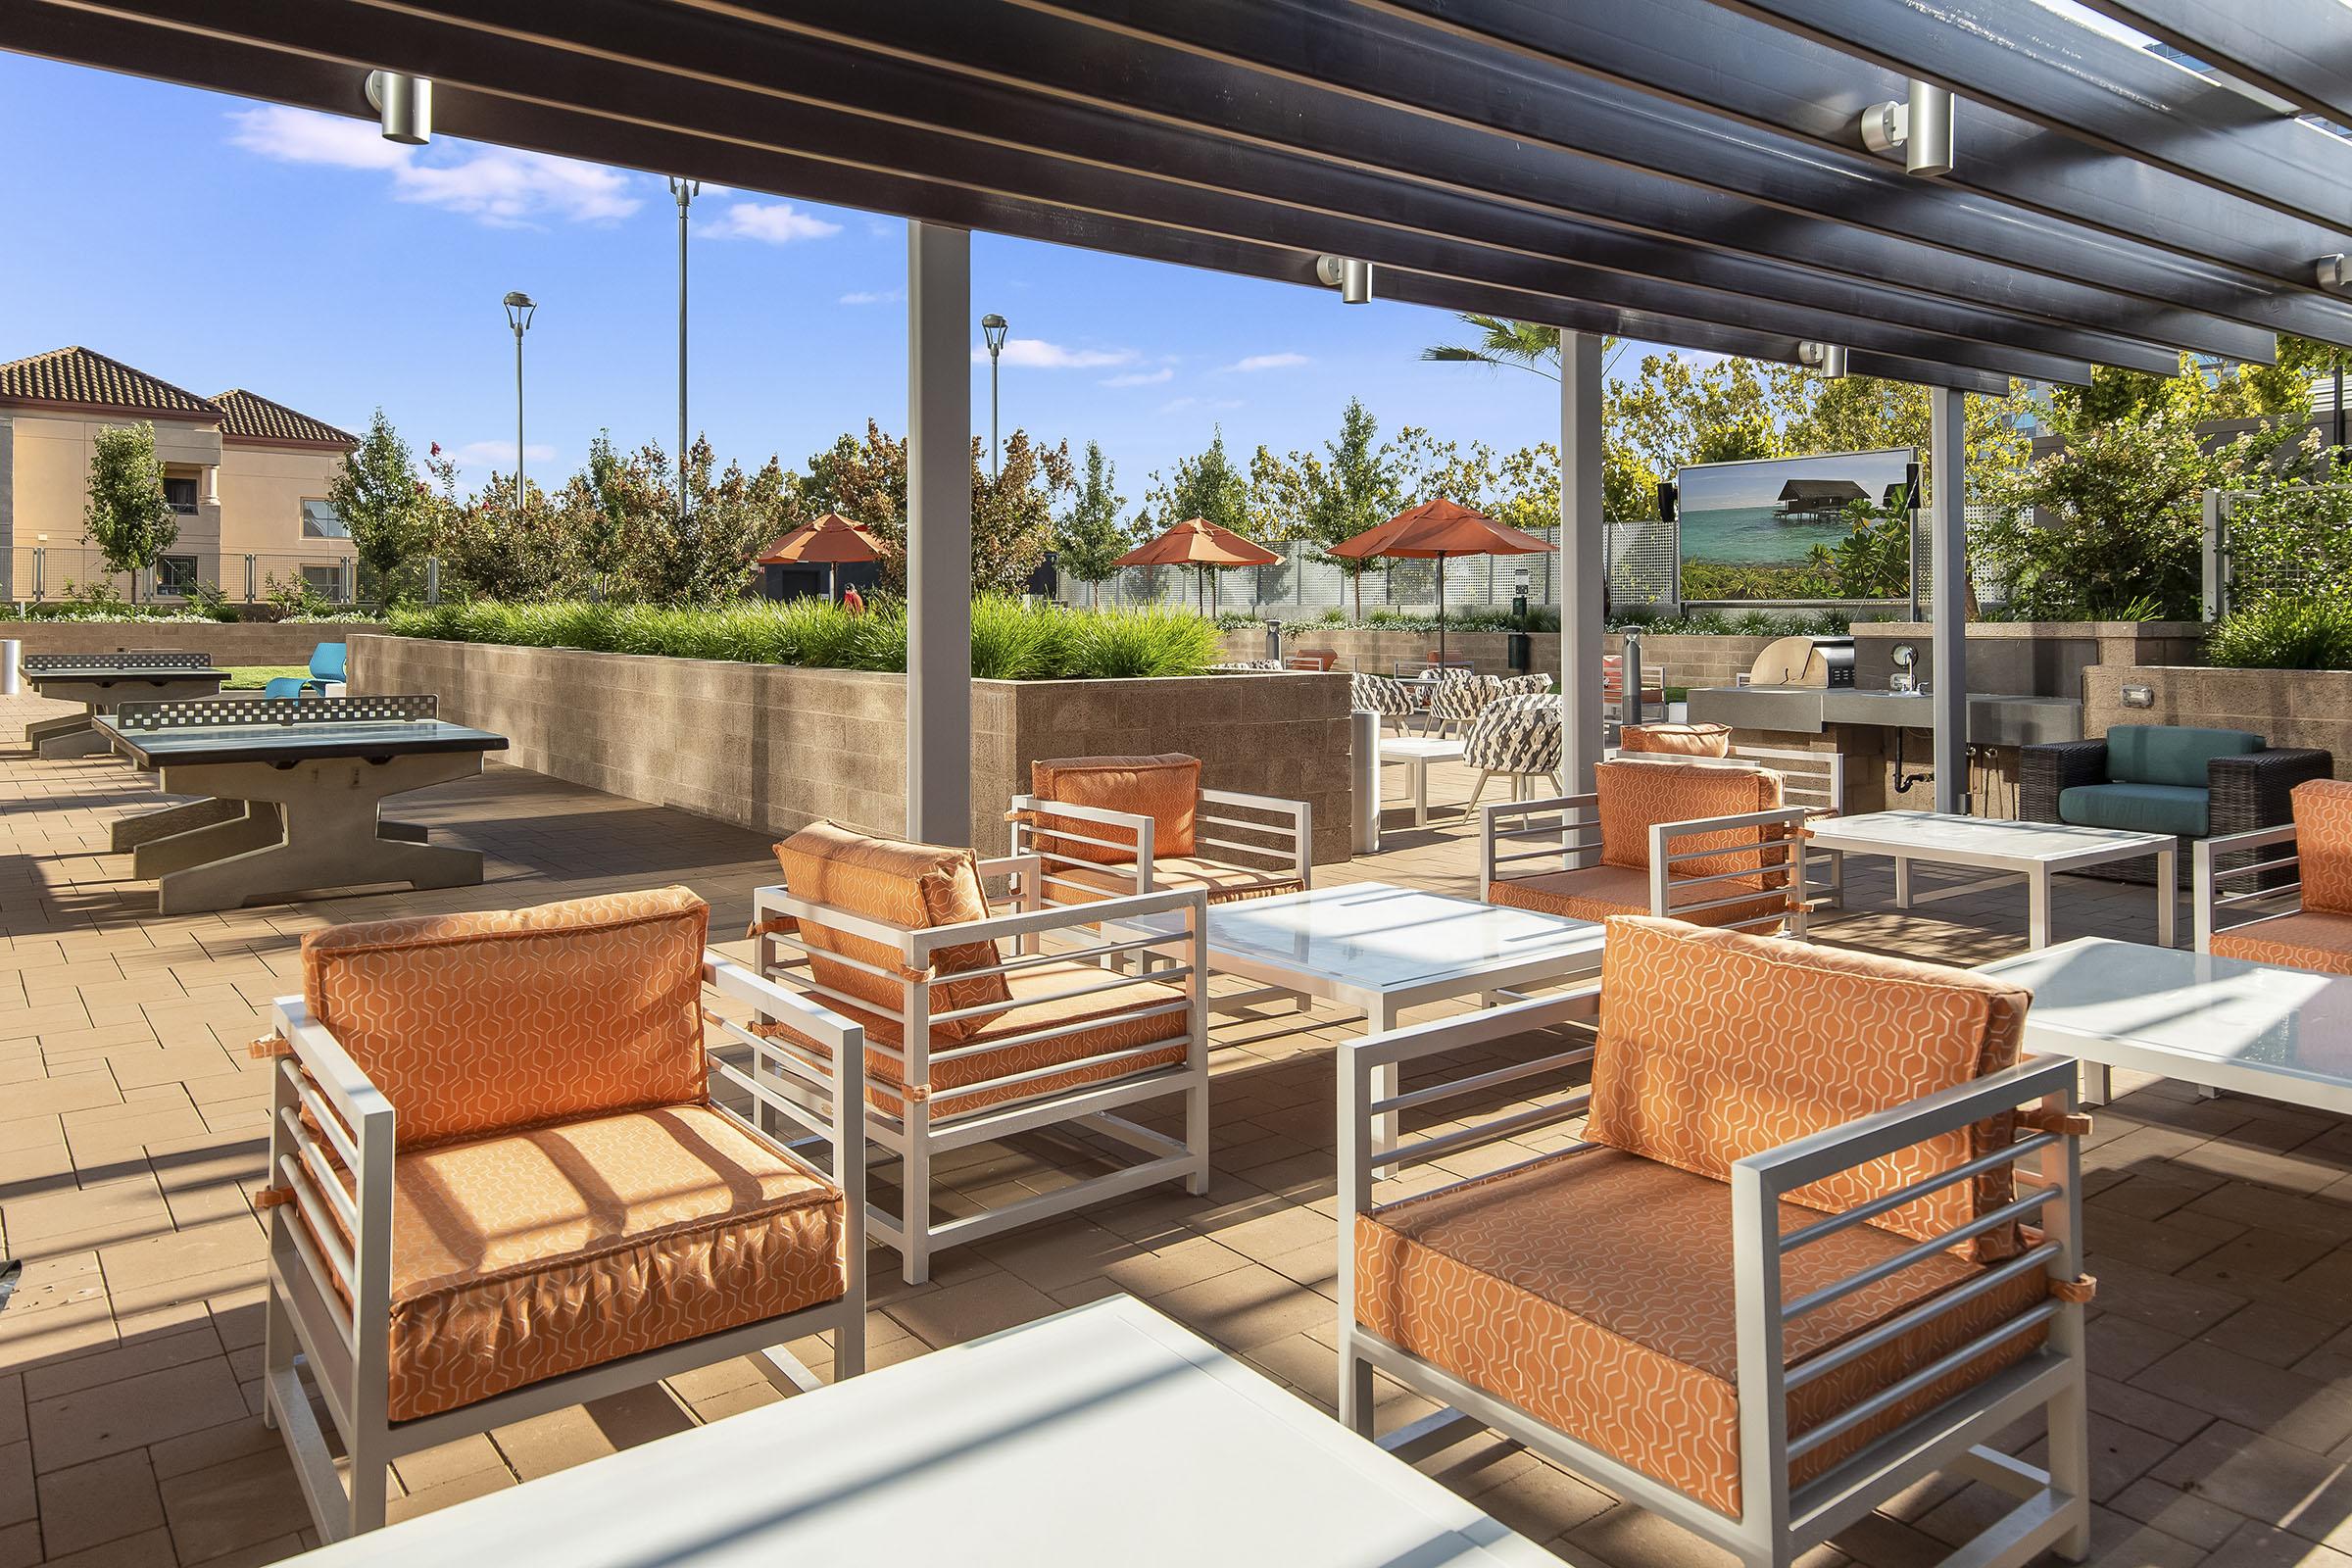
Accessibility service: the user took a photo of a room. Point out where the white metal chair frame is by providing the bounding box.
[754,855,1211,1285]
[1480,791,1825,938]
[1604,746,1850,910]
[1337,987,2092,1568]
[2190,820,2305,953]
[262,952,868,1543]
[1005,790,1312,909]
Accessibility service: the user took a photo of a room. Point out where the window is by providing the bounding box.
[163,476,200,514]
[302,500,350,539]
[156,556,200,596]
[302,564,344,602]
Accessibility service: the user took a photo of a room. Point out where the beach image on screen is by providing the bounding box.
[1676,448,1915,566]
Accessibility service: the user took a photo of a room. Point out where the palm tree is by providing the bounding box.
[1420,316,1629,383]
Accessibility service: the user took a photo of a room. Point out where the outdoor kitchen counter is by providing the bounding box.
[1687,685,2082,747]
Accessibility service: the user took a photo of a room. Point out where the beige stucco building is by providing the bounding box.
[0,346,359,604]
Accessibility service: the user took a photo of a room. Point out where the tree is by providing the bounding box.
[1057,441,1129,606]
[327,409,427,603]
[81,421,176,595]
[970,430,1075,595]
[1249,403,1404,619]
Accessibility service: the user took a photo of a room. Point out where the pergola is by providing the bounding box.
[18,0,2349,838]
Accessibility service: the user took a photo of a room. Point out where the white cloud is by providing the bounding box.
[839,288,904,306]
[1101,368,1174,387]
[455,440,557,470]
[974,337,1137,369]
[698,201,844,244]
[1158,396,1245,414]
[226,105,641,226]
[1229,352,1309,372]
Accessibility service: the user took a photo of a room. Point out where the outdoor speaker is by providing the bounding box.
[1656,480,1678,522]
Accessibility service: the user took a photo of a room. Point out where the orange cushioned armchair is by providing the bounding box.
[1340,917,2093,1568]
[1008,753,1311,908]
[2197,777,2352,972]
[1483,758,1818,936]
[260,887,865,1542]
[752,820,1211,1285]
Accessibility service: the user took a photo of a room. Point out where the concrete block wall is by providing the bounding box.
[1,619,349,665]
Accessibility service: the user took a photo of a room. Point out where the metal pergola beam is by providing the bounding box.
[2076,0,2352,134]
[1014,0,2349,349]
[0,2,2006,393]
[1706,0,2352,233]
[17,0,2100,384]
[1365,0,2352,301]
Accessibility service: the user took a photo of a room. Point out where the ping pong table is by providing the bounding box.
[21,653,229,758]
[98,694,508,913]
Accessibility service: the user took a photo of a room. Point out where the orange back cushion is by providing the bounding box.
[1589,917,2029,1254]
[774,821,1011,1043]
[1596,760,1783,879]
[302,887,710,1152]
[1031,755,1201,864]
[1621,722,1732,759]
[2294,778,2352,915]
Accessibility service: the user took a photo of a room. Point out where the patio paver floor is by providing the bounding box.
[1,691,2347,1567]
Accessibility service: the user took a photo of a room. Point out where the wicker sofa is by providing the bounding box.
[2020,724,2331,885]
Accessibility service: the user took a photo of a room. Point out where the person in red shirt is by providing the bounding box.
[840,584,866,614]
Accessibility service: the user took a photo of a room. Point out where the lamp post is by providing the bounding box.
[667,177,699,517]
[981,312,1009,476]
[502,290,536,499]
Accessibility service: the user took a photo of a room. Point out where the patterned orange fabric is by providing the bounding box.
[760,958,1192,1119]
[1621,722,1733,759]
[1590,918,2027,1258]
[301,1103,844,1423]
[2211,909,2352,976]
[772,821,1010,1044]
[2292,779,2352,915]
[1046,856,1302,906]
[1595,760,1786,881]
[1486,868,1788,932]
[301,888,709,1152]
[1031,755,1201,863]
[1353,1148,2049,1516]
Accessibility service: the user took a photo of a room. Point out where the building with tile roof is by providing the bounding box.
[0,347,358,603]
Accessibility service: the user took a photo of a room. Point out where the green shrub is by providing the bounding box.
[1066,607,1220,677]
[2206,597,2352,671]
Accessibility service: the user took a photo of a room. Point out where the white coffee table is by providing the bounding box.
[1379,734,1467,826]
[1978,937,2352,1111]
[277,1296,1552,1567]
[1801,810,2177,949]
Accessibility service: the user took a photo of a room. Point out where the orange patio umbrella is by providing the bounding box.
[759,512,883,601]
[1112,515,1282,614]
[1329,497,1554,662]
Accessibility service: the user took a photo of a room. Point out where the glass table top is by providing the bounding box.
[1980,937,2352,1083]
[1804,810,2175,858]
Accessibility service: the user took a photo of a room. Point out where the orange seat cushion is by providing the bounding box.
[301,888,710,1152]
[1592,917,2028,1257]
[773,821,1010,1044]
[761,958,1193,1119]
[1621,722,1732,759]
[308,1103,843,1424]
[1595,760,1785,880]
[2210,908,2352,976]
[1353,1148,2049,1516]
[1486,867,1787,932]
[2292,779,2352,915]
[1046,856,1303,907]
[1032,755,1202,863]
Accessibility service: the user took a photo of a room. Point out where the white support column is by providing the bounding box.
[906,221,974,846]
[1558,329,1606,793]
[1930,385,1969,816]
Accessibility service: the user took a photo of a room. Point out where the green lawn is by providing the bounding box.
[220,665,311,690]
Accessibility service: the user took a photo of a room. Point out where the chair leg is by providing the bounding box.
[1460,771,1493,817]
[902,1104,932,1287]
[346,1442,389,1537]
[261,1281,293,1432]
[1338,1328,1376,1440]
[1185,1073,1211,1198]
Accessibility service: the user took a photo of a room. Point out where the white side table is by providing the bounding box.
[1379,734,1466,826]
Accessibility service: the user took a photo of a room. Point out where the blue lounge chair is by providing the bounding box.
[264,641,347,700]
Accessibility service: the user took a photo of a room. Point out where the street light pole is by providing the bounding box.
[502,290,536,499]
[668,177,699,516]
[981,313,1009,477]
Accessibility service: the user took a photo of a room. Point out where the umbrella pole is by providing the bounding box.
[1437,553,1447,665]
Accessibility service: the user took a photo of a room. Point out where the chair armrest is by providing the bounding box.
[1479,793,1601,886]
[1647,807,1811,931]
[1005,794,1156,896]
[2192,822,2303,950]
[266,998,397,1374]
[2208,748,2333,838]
[1199,789,1312,885]
[700,952,865,1217]
[2018,741,2107,823]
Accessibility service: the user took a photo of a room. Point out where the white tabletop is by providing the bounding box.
[1804,810,2174,864]
[1381,736,1468,761]
[1198,882,1603,993]
[1979,938,2352,1113]
[283,1297,1550,1568]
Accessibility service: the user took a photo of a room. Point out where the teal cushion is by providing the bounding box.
[2058,782,2208,839]
[2104,724,2261,790]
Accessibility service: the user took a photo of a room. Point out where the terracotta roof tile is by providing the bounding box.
[0,346,220,418]
[212,388,357,447]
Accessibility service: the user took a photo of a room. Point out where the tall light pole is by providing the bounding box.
[981,312,1009,477]
[667,177,699,516]
[502,290,536,499]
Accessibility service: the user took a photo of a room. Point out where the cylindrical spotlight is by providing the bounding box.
[1799,341,1850,379]
[365,71,432,145]
[1904,78,1954,177]
[1314,255,1373,304]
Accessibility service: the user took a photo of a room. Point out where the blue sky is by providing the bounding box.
[0,53,1608,518]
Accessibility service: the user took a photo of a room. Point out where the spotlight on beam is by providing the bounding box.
[1798,341,1850,379]
[1859,79,1953,177]
[2319,255,2351,294]
[365,71,432,145]
[1314,254,1373,304]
